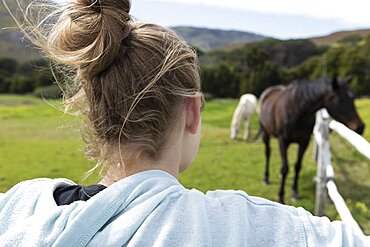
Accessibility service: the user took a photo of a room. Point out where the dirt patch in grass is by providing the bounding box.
[0,99,37,107]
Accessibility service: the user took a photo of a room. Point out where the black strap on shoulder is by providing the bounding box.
[54,184,107,206]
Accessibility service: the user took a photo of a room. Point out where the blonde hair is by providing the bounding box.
[6,0,202,177]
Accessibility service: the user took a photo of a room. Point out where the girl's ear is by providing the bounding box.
[185,96,201,134]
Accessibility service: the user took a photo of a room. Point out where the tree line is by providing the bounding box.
[0,58,61,98]
[200,35,370,98]
[0,34,369,99]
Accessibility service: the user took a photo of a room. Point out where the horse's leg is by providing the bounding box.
[292,139,310,201]
[230,108,240,140]
[262,132,271,185]
[243,117,250,141]
[278,138,289,204]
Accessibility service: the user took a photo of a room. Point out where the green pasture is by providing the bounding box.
[0,95,369,234]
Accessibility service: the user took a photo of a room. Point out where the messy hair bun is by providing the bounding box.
[49,0,132,79]
[9,0,202,178]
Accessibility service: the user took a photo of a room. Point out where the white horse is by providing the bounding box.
[230,94,258,140]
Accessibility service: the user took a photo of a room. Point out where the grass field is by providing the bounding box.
[0,95,369,234]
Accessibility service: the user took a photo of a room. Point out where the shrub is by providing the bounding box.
[33,84,62,99]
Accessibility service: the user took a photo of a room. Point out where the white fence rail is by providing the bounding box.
[314,109,367,236]
[329,120,370,160]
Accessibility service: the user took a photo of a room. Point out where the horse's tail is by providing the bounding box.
[252,97,262,141]
[253,124,262,142]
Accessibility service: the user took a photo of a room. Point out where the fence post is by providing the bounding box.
[314,109,331,216]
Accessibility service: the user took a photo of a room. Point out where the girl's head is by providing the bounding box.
[14,0,202,176]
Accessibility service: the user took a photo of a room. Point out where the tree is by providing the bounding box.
[240,61,282,96]
[0,58,18,75]
[9,76,35,94]
[202,62,240,98]
[0,73,11,93]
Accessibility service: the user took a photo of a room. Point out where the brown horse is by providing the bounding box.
[258,76,365,204]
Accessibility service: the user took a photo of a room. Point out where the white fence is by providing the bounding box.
[314,109,370,236]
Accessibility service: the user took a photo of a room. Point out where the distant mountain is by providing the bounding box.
[310,29,370,46]
[0,0,18,28]
[0,1,41,62]
[0,30,41,62]
[2,0,369,62]
[172,26,267,52]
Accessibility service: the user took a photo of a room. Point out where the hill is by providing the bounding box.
[0,1,41,62]
[172,26,266,52]
[1,1,369,60]
[310,29,370,46]
[1,7,267,62]
[0,0,19,28]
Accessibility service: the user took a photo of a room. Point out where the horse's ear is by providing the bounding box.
[331,75,339,90]
[344,75,354,84]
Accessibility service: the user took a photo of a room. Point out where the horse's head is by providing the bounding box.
[324,76,365,135]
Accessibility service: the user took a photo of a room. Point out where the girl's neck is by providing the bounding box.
[100,148,182,187]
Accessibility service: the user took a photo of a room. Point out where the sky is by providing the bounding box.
[55,0,370,39]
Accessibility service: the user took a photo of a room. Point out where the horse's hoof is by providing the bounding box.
[278,199,285,204]
[262,180,269,186]
[292,193,300,202]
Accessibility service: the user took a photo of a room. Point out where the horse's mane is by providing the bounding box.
[287,78,329,113]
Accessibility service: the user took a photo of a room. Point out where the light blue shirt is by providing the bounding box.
[0,170,369,246]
